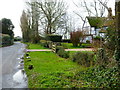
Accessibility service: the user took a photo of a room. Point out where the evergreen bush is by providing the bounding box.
[96,48,108,65]
[1,34,13,46]
[46,34,62,42]
[72,52,95,67]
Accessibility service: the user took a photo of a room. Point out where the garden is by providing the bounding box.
[24,40,120,88]
[20,0,120,88]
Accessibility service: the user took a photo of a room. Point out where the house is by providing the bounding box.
[83,16,115,43]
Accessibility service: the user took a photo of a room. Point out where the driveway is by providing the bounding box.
[0,42,27,89]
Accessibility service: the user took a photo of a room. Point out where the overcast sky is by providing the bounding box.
[0,0,115,37]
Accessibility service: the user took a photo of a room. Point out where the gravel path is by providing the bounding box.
[26,48,93,52]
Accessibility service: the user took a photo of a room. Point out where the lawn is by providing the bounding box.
[61,43,92,49]
[24,43,119,88]
[24,44,90,88]
[24,52,90,88]
[26,43,48,49]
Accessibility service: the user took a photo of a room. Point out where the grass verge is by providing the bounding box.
[61,43,91,49]
[26,43,48,49]
[24,51,90,88]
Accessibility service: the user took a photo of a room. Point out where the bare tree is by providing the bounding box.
[98,0,113,19]
[36,0,67,35]
[20,11,31,42]
[26,1,41,43]
[73,0,109,30]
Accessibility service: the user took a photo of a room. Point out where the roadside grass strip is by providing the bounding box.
[24,51,89,88]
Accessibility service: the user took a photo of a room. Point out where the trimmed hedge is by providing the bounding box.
[0,34,13,47]
[46,34,62,42]
[62,39,71,43]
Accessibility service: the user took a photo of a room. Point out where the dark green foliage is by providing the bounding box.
[46,34,62,42]
[56,46,69,58]
[1,18,14,36]
[14,36,22,41]
[76,66,120,88]
[115,1,120,69]
[93,36,101,41]
[1,18,14,41]
[1,34,13,47]
[96,48,108,65]
[86,40,90,44]
[62,39,71,43]
[1,18,14,46]
[72,52,95,67]
[105,27,116,53]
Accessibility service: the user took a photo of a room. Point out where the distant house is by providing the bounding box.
[83,16,115,43]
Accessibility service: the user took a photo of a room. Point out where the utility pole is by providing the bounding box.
[115,0,120,68]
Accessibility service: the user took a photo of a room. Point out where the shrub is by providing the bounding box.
[61,43,68,49]
[62,39,71,43]
[46,34,62,42]
[93,36,104,41]
[86,40,90,44]
[46,41,52,49]
[70,30,84,47]
[40,40,47,47]
[56,46,69,58]
[1,34,13,46]
[72,52,95,67]
[14,36,22,41]
[76,66,120,88]
[56,46,64,53]
[96,48,108,65]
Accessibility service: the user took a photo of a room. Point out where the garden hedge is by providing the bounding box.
[0,34,13,47]
[46,34,62,42]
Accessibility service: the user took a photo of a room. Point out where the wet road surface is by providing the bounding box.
[0,42,27,89]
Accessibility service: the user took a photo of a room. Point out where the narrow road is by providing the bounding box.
[0,42,27,89]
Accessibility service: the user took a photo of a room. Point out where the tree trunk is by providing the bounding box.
[115,0,120,68]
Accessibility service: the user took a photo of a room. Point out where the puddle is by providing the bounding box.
[13,69,27,88]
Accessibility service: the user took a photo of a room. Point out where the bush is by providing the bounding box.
[14,36,22,41]
[40,40,47,47]
[86,40,90,44]
[62,39,71,43]
[96,48,108,65]
[70,30,84,47]
[72,52,95,67]
[46,41,52,49]
[77,66,120,88]
[46,34,62,42]
[1,34,13,47]
[56,46,64,53]
[56,46,69,59]
[93,36,104,41]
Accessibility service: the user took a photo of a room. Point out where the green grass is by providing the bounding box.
[26,43,48,49]
[24,51,89,88]
[24,43,119,88]
[61,43,91,49]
